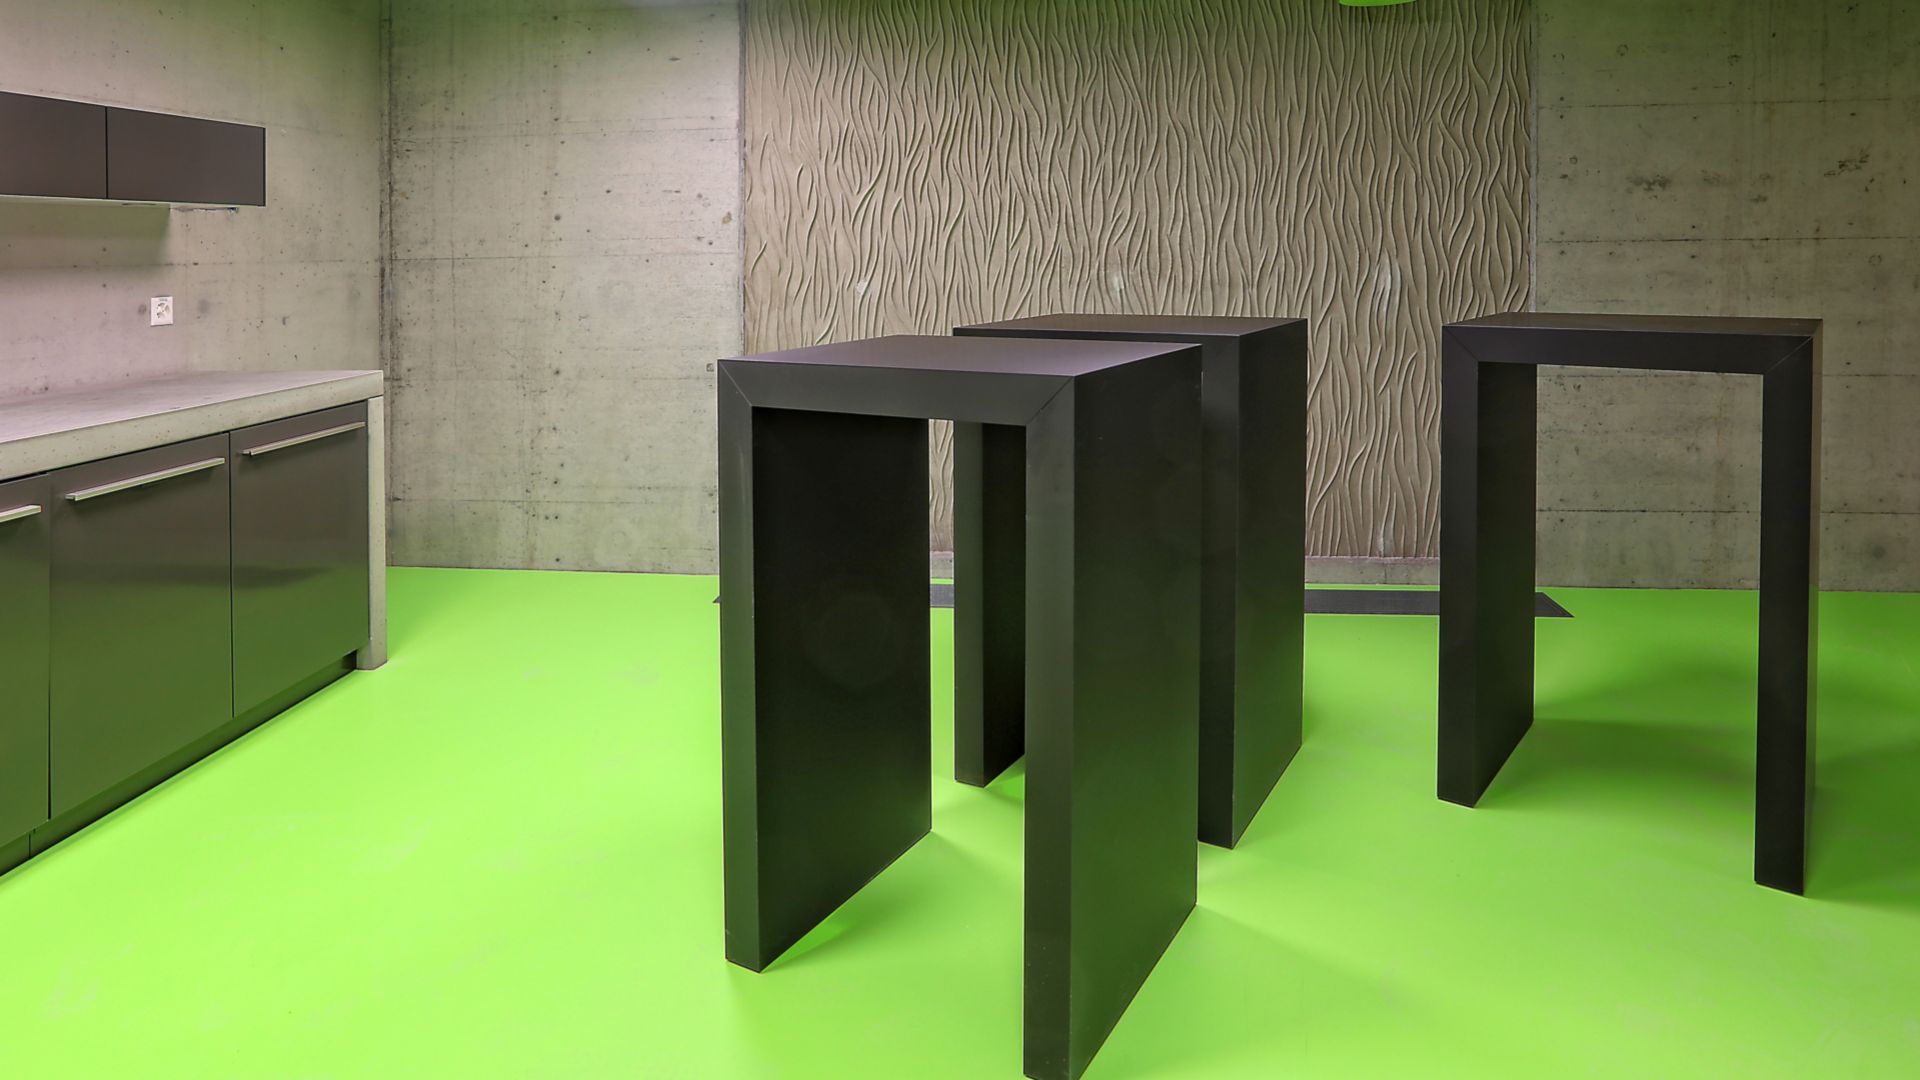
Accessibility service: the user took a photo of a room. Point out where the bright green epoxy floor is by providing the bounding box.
[2,569,1918,1078]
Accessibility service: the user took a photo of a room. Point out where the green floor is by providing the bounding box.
[2,569,1918,1078]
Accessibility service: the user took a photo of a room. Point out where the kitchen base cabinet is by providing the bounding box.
[232,404,370,715]
[0,373,383,879]
[49,435,234,818]
[29,656,350,855]
[0,474,51,849]
[0,835,26,876]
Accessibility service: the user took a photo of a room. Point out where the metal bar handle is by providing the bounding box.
[65,457,226,503]
[241,421,366,458]
[0,504,43,525]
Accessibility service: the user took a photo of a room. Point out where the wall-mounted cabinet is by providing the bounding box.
[106,108,266,206]
[0,91,264,206]
[0,91,107,199]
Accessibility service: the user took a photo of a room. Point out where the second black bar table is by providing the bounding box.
[954,314,1308,848]
[719,335,1203,1080]
[1439,311,1821,893]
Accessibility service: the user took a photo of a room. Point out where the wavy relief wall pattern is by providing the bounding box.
[743,0,1531,555]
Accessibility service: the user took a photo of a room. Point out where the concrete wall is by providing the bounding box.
[11,2,1913,589]
[0,0,383,399]
[1534,0,1920,590]
[742,0,1533,557]
[385,0,741,572]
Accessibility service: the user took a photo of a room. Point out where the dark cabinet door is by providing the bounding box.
[0,475,51,842]
[106,108,265,206]
[231,404,368,714]
[49,435,233,816]
[0,91,107,199]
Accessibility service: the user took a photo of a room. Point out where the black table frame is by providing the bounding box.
[1439,312,1821,893]
[718,335,1203,1080]
[953,315,1308,848]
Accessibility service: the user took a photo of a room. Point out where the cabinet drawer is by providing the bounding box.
[232,403,369,714]
[0,474,51,842]
[49,435,233,815]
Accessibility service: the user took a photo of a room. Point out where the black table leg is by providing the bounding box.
[958,317,1310,847]
[1438,352,1537,806]
[1202,327,1307,847]
[1755,344,1820,893]
[1023,362,1201,1080]
[953,420,1026,787]
[719,388,932,971]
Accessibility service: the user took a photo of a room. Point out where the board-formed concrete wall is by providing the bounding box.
[385,0,742,572]
[0,0,383,399]
[10,2,1913,589]
[1533,0,1920,590]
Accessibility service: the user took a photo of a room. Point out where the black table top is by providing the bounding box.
[960,313,1303,340]
[1452,311,1821,339]
[720,334,1201,426]
[1445,311,1821,375]
[725,334,1193,378]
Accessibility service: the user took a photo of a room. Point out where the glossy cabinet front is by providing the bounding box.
[0,474,51,842]
[232,403,370,714]
[49,435,234,816]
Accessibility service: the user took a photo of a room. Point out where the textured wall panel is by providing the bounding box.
[743,0,1532,554]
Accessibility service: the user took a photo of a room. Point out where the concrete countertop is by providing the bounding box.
[0,369,384,480]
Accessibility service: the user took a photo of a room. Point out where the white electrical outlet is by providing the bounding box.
[150,296,174,327]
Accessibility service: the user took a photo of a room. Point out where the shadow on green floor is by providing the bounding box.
[1093,907,1396,1080]
[981,758,1027,805]
[767,831,1004,973]
[1484,651,1920,913]
[1807,741,1920,909]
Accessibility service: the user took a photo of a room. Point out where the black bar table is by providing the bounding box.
[719,334,1203,1080]
[955,315,1308,848]
[1439,312,1821,893]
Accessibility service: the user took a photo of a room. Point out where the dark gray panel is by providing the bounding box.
[1022,363,1201,1080]
[957,315,1308,849]
[1754,347,1821,893]
[1439,356,1538,807]
[106,108,265,206]
[1218,323,1306,846]
[0,92,107,199]
[50,434,233,815]
[231,403,369,715]
[0,474,51,843]
[951,420,1025,787]
[720,398,931,971]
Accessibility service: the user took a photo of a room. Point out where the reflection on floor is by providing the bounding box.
[0,569,1914,1078]
[1303,587,1571,617]
[733,583,1575,617]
